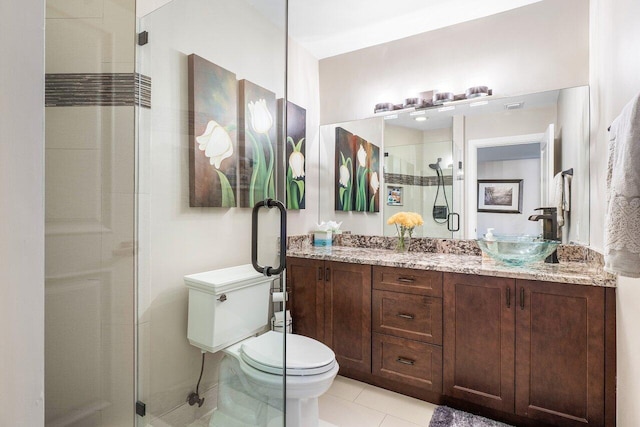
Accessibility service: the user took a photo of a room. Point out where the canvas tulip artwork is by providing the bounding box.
[334,127,380,212]
[188,54,238,207]
[279,99,307,210]
[239,80,277,208]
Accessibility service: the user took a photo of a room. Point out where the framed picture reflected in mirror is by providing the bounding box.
[477,179,523,213]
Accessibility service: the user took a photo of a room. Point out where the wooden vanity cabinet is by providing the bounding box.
[286,257,325,342]
[444,273,607,427]
[372,266,443,393]
[443,273,515,412]
[515,279,605,427]
[286,257,372,374]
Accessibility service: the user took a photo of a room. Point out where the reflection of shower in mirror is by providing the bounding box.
[429,158,450,224]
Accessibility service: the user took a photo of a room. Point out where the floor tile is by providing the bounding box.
[354,385,436,426]
[319,393,386,427]
[380,415,425,427]
[325,375,367,401]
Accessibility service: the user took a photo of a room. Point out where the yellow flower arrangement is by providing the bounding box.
[387,212,424,252]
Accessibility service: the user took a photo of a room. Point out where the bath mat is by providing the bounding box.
[429,406,513,427]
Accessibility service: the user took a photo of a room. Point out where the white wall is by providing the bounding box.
[319,0,589,125]
[589,0,640,424]
[136,0,292,421]
[0,0,45,425]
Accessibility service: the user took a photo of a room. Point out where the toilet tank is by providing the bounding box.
[185,264,273,353]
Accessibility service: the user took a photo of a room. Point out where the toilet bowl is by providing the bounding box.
[184,265,338,427]
[212,331,339,427]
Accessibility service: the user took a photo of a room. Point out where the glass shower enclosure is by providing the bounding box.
[135,0,287,425]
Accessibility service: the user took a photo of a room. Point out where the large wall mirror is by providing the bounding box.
[319,86,590,244]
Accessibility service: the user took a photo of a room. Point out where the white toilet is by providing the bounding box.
[185,264,339,427]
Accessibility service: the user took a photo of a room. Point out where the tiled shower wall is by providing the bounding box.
[44,0,138,425]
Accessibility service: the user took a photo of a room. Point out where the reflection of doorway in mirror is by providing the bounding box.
[467,134,545,239]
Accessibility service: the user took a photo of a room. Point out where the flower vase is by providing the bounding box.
[396,234,411,252]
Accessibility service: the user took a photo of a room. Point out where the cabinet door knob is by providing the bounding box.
[217,294,227,302]
[396,357,415,366]
[396,313,415,320]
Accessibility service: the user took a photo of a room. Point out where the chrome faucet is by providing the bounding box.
[528,207,559,263]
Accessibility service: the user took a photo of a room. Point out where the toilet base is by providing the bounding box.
[210,351,334,427]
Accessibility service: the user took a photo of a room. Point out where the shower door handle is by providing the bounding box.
[251,199,287,277]
[447,212,460,232]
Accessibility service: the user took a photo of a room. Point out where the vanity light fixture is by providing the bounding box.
[438,106,455,112]
[466,86,489,98]
[470,100,489,107]
[415,116,427,122]
[433,91,454,105]
[383,114,398,120]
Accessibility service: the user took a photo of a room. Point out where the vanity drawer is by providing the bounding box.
[373,290,442,344]
[373,266,442,297]
[373,333,442,393]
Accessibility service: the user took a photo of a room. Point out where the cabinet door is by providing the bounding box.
[443,273,515,413]
[515,280,605,426]
[286,257,325,342]
[325,261,372,374]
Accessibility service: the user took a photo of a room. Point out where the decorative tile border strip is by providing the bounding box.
[45,73,151,108]
[385,172,453,187]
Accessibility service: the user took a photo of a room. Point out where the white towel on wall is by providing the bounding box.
[552,172,565,228]
[605,92,640,278]
[564,174,572,212]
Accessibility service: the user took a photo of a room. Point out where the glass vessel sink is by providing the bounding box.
[476,235,560,266]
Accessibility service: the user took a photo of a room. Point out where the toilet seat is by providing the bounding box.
[241,331,336,376]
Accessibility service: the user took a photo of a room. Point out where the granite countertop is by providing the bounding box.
[286,245,617,288]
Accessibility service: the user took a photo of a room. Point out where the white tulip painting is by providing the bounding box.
[283,100,306,209]
[239,80,276,208]
[188,54,237,208]
[335,127,380,212]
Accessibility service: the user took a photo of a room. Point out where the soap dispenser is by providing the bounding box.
[485,228,495,241]
[482,228,496,262]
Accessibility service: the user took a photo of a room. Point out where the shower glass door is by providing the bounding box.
[135,0,287,425]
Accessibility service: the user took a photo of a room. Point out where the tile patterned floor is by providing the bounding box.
[319,376,437,427]
[160,375,436,426]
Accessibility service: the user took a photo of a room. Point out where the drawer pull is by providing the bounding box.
[396,313,415,320]
[398,277,415,283]
[396,357,415,366]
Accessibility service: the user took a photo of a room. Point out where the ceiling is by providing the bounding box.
[247,0,543,59]
[139,0,543,59]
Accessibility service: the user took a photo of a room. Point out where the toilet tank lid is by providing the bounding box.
[184,264,272,294]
